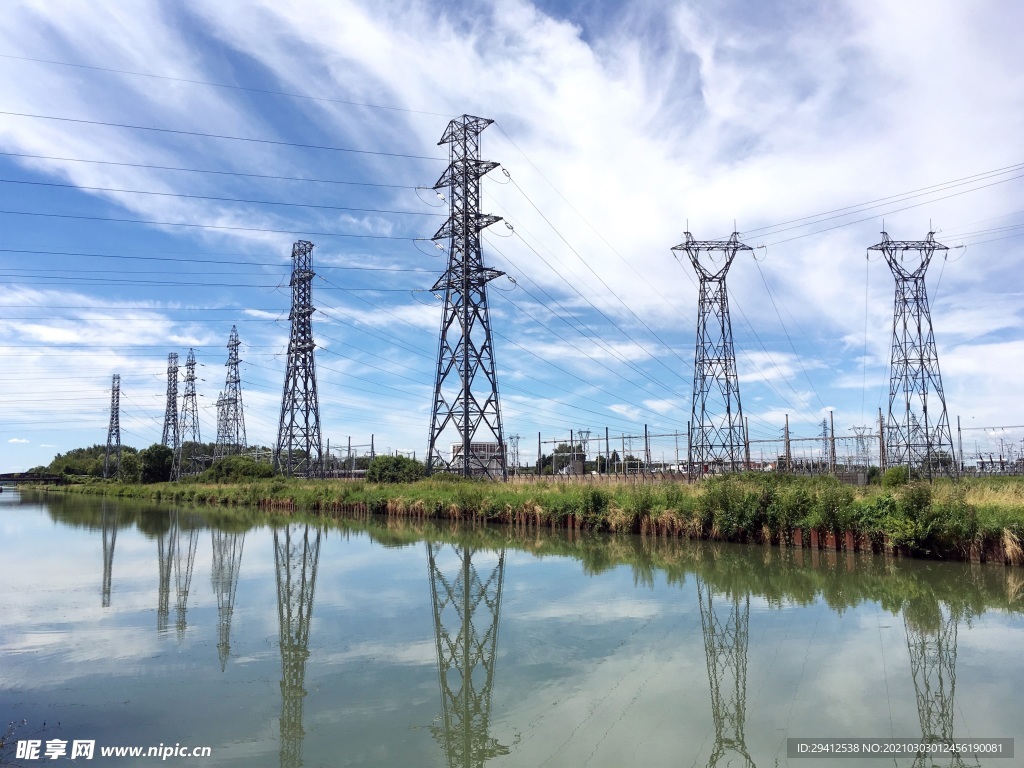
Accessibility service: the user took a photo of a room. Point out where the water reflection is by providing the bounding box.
[211,529,245,671]
[100,501,117,608]
[427,542,509,768]
[10,494,1023,767]
[274,525,321,768]
[903,599,973,768]
[697,577,754,768]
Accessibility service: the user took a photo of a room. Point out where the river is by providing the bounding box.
[1,489,1021,767]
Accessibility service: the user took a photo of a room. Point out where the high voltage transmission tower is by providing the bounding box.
[426,114,508,481]
[171,510,199,642]
[275,240,323,478]
[161,352,179,453]
[103,373,121,479]
[173,348,202,480]
[214,326,246,461]
[870,231,956,480]
[672,232,750,477]
[697,576,754,768]
[275,525,321,768]
[427,543,509,767]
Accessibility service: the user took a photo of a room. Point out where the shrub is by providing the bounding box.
[366,455,426,483]
[199,455,275,483]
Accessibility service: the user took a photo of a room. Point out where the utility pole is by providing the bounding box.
[672,231,750,477]
[214,326,246,461]
[426,114,507,480]
[103,373,121,479]
[870,231,956,480]
[275,240,324,479]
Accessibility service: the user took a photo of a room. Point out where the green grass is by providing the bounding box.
[36,473,1024,563]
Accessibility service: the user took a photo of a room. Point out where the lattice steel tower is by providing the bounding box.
[103,373,121,479]
[214,326,246,460]
[173,349,202,479]
[162,352,180,451]
[427,114,507,480]
[697,576,754,768]
[275,525,321,768]
[427,543,508,767]
[276,240,323,478]
[870,231,956,480]
[672,232,750,476]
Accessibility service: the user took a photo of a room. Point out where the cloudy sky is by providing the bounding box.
[1,0,1022,472]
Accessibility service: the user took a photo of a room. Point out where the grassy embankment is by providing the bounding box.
[41,472,1024,564]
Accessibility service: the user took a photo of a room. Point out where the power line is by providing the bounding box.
[0,178,443,217]
[0,53,453,118]
[0,150,423,188]
[0,109,445,161]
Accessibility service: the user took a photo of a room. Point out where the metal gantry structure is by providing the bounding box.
[870,231,957,480]
[173,348,202,480]
[103,373,121,479]
[697,576,754,768]
[161,352,180,452]
[426,114,508,480]
[211,529,245,671]
[672,232,750,476]
[275,240,323,479]
[214,326,247,461]
[275,525,321,768]
[427,543,508,768]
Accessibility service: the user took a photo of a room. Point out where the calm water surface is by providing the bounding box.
[1,490,1022,767]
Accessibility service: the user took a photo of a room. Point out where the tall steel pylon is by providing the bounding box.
[275,525,321,768]
[214,326,246,461]
[426,114,507,480]
[172,510,199,642]
[427,543,508,768]
[211,529,245,671]
[162,352,180,451]
[870,231,956,480]
[275,240,323,479]
[103,373,121,479]
[903,600,972,768]
[697,576,754,768]
[173,348,202,479]
[672,232,750,476]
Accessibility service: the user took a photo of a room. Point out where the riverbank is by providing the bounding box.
[35,474,1024,565]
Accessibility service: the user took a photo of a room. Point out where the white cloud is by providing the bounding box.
[8,438,30,444]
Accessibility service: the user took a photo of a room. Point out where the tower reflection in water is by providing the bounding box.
[210,528,245,671]
[100,500,117,607]
[697,575,754,768]
[275,525,321,768]
[155,510,198,638]
[903,598,974,768]
[427,542,509,768]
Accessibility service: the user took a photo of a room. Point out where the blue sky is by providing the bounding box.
[2,0,1023,472]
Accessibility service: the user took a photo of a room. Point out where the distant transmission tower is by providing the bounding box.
[173,348,202,479]
[870,231,956,480]
[161,352,179,451]
[103,373,121,479]
[672,231,750,476]
[275,240,323,478]
[214,326,246,461]
[426,114,507,480]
